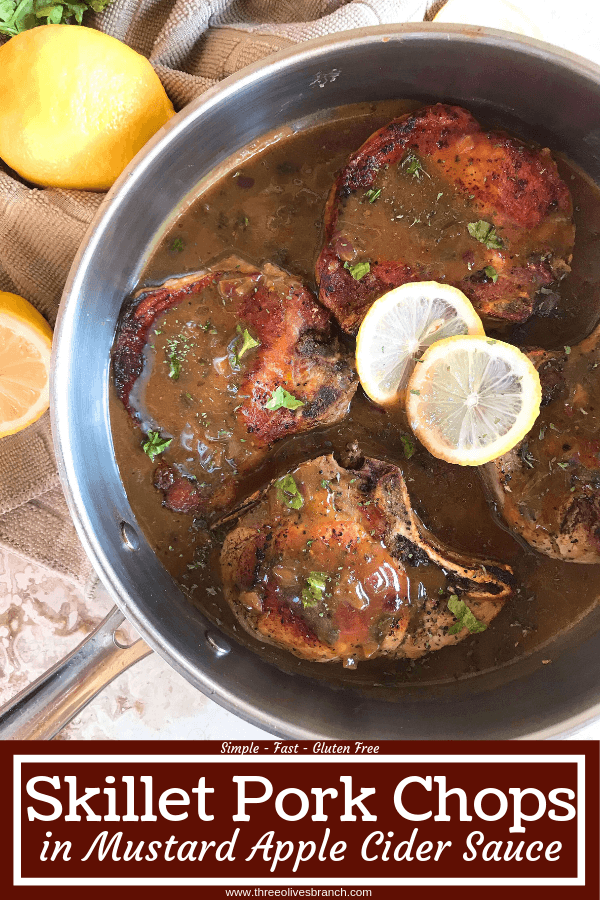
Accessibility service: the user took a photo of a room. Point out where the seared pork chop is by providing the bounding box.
[316,104,574,334]
[221,454,513,665]
[113,257,358,517]
[483,324,600,562]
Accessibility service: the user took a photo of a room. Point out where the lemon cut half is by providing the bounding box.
[406,335,542,466]
[356,282,484,405]
[0,292,52,438]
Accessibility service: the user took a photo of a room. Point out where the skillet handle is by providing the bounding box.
[0,606,152,740]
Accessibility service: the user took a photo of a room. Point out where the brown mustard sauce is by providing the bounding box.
[110,100,600,686]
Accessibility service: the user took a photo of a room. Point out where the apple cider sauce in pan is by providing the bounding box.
[110,100,600,687]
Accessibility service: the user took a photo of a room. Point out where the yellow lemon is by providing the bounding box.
[0,25,175,191]
[406,335,542,466]
[0,292,53,437]
[355,282,484,405]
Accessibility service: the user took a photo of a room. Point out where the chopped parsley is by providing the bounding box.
[276,474,303,510]
[401,435,415,459]
[447,595,487,635]
[265,386,304,411]
[364,188,381,203]
[467,220,504,249]
[344,260,371,281]
[301,571,329,608]
[484,265,499,283]
[164,335,190,380]
[170,237,185,252]
[234,325,260,364]
[564,345,572,355]
[402,152,427,179]
[167,352,180,380]
[142,431,172,462]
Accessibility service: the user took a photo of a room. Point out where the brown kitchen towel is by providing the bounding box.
[0,0,442,586]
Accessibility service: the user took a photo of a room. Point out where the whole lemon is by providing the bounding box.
[0,25,176,191]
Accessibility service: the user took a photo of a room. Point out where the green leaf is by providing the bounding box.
[402,152,426,179]
[344,260,370,281]
[484,265,498,283]
[364,188,381,203]
[170,237,185,252]
[0,0,16,23]
[0,0,115,31]
[467,220,504,249]
[401,435,415,459]
[142,431,172,462]
[276,474,303,510]
[447,594,487,635]
[235,327,260,362]
[265,386,304,411]
[301,571,329,608]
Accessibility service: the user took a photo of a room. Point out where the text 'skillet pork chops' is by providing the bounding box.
[112,257,358,518]
[316,103,575,334]
[221,454,514,666]
[483,323,600,563]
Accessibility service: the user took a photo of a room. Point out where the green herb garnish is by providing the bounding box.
[484,265,499,283]
[265,386,304,411]
[276,474,303,510]
[142,431,172,462]
[402,152,427,179]
[447,595,487,635]
[564,345,571,355]
[401,435,415,459]
[344,260,371,281]
[467,220,504,249]
[170,237,185,253]
[364,188,381,203]
[0,0,114,35]
[301,571,329,608]
[234,326,260,363]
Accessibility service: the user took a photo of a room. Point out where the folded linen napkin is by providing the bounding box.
[0,0,440,587]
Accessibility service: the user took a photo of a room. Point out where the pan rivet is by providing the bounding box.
[205,631,230,657]
[120,522,139,551]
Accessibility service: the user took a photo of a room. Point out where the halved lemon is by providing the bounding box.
[355,282,484,405]
[406,335,542,466]
[0,292,52,438]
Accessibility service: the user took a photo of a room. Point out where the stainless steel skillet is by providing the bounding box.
[2,24,600,740]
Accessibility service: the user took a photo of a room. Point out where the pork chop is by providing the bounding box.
[220,454,513,665]
[316,104,574,334]
[113,257,358,518]
[482,323,600,562]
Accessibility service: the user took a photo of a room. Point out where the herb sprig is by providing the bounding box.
[276,474,303,510]
[447,595,487,635]
[301,571,329,608]
[265,386,304,411]
[468,220,504,249]
[142,431,172,462]
[344,260,370,281]
[0,0,114,35]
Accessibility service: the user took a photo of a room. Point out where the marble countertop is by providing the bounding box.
[1,545,598,741]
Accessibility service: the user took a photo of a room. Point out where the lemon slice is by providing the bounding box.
[406,335,541,466]
[0,292,52,438]
[356,282,484,405]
